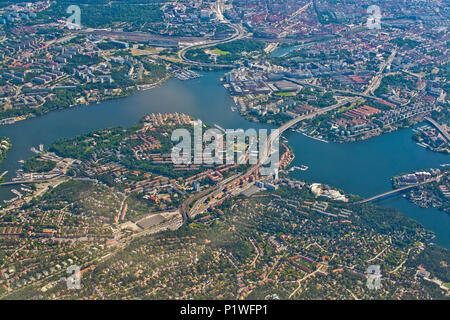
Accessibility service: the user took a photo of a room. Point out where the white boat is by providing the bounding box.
[4,196,18,204]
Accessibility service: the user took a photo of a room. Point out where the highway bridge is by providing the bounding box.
[82,28,333,45]
[357,177,440,204]
[425,117,450,143]
[177,22,246,68]
[81,29,206,43]
[0,179,53,186]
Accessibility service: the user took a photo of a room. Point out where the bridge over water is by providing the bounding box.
[425,117,450,143]
[357,177,440,204]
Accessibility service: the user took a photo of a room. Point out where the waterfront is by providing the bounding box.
[0,72,448,247]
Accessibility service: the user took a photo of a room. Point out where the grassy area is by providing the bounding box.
[23,157,56,173]
[275,92,296,97]
[212,48,230,56]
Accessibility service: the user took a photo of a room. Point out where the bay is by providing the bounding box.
[0,71,448,247]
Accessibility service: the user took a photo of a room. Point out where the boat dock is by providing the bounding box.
[174,69,202,81]
[302,133,329,143]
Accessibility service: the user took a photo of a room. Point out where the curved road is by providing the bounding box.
[177,20,248,68]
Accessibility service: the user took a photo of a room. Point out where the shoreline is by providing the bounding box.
[0,75,174,127]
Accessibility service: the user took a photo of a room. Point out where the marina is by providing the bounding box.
[302,132,329,143]
[173,69,202,81]
[30,144,44,154]
[3,196,18,204]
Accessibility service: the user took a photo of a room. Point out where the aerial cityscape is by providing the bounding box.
[0,0,448,305]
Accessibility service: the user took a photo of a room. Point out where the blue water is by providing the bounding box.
[286,129,449,246]
[0,72,448,247]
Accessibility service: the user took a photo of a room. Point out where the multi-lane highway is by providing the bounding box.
[425,117,450,143]
[177,21,247,68]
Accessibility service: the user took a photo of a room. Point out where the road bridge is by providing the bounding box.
[0,179,53,186]
[357,177,439,204]
[425,117,450,143]
[177,22,246,68]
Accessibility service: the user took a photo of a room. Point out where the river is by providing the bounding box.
[0,72,448,247]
